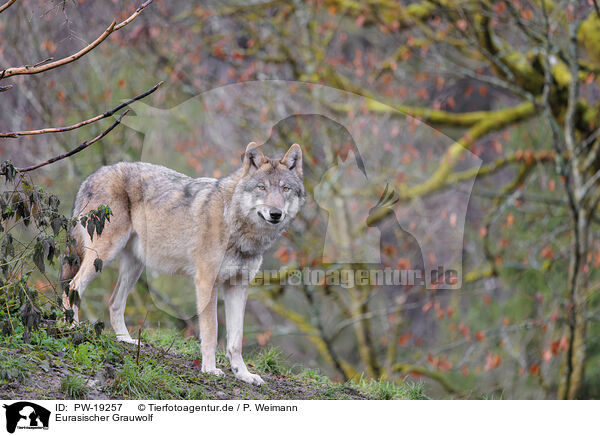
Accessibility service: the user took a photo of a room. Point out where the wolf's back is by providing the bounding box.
[59,161,207,292]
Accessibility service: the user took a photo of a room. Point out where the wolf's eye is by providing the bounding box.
[282,186,290,192]
[257,185,266,190]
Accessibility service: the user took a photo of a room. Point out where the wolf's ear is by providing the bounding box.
[281,143,303,178]
[243,142,265,173]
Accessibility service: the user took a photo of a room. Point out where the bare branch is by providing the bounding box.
[114,0,153,31]
[0,0,16,14]
[0,0,153,79]
[0,81,163,138]
[6,110,130,174]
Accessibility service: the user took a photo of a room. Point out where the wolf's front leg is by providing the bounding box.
[224,283,265,386]
[196,276,224,377]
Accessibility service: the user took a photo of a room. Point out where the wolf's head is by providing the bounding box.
[235,142,305,229]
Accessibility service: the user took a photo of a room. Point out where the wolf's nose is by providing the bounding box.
[269,208,283,221]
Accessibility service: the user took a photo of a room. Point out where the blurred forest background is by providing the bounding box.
[2,0,600,399]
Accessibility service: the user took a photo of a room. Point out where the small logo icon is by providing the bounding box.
[3,402,50,433]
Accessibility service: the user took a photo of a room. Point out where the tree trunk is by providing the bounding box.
[558,213,589,399]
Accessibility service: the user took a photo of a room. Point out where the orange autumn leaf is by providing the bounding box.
[437,357,453,372]
[559,336,570,352]
[542,349,552,362]
[484,352,501,371]
[398,333,412,347]
[461,364,470,377]
[529,364,540,375]
[521,8,533,20]
[458,323,471,341]
[42,40,57,55]
[541,245,554,259]
[256,330,272,346]
[396,258,411,270]
[437,308,445,320]
[483,294,491,306]
[492,139,503,154]
[274,246,294,264]
[493,2,506,14]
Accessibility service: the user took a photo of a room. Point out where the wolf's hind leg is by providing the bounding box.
[109,251,143,343]
[69,230,131,323]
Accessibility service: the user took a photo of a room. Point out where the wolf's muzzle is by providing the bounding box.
[258,208,283,224]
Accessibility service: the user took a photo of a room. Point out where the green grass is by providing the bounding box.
[0,351,35,383]
[299,367,332,384]
[60,374,89,399]
[357,376,429,400]
[141,328,201,356]
[0,319,427,400]
[111,356,206,400]
[250,347,287,376]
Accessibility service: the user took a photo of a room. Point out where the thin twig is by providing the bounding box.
[2,110,130,174]
[0,0,16,13]
[136,310,149,366]
[114,0,153,31]
[0,0,153,79]
[159,337,177,358]
[0,81,163,138]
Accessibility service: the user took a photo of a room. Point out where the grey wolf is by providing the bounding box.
[61,142,305,385]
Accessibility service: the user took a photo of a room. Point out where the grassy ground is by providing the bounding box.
[0,320,427,400]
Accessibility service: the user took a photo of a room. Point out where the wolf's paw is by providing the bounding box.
[116,335,138,344]
[235,371,265,386]
[203,368,225,377]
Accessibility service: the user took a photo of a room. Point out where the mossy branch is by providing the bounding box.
[401,101,537,199]
[392,362,462,395]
